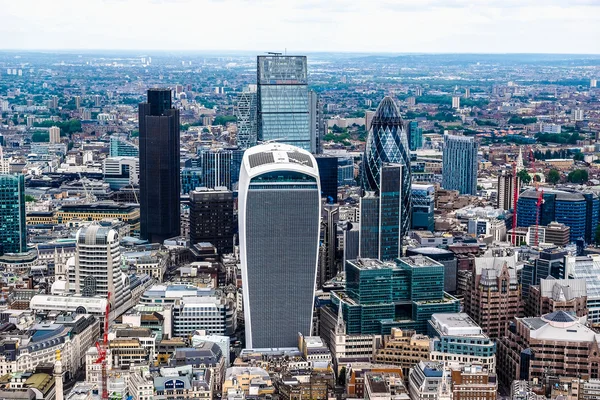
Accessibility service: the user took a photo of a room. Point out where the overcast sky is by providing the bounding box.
[1,0,599,54]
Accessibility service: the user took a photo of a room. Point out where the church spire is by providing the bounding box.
[335,302,346,335]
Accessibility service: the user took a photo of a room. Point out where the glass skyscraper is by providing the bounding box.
[379,164,403,261]
[361,96,412,239]
[257,55,311,151]
[408,120,423,151]
[139,89,181,243]
[239,143,321,348]
[442,134,478,195]
[235,90,257,149]
[0,174,26,255]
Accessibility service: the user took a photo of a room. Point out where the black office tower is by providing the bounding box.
[189,187,234,254]
[315,155,339,202]
[139,89,181,243]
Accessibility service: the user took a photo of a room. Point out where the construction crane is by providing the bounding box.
[95,292,111,400]
[534,188,544,247]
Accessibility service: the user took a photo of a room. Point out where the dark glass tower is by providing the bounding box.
[0,174,26,255]
[361,96,411,240]
[139,89,180,243]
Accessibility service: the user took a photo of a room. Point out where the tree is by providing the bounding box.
[547,169,560,185]
[567,169,589,184]
[517,169,532,185]
[337,366,347,386]
[24,195,36,202]
[573,153,585,162]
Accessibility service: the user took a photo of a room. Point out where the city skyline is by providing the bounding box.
[0,0,599,54]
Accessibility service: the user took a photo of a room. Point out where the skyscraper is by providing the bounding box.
[235,89,257,149]
[314,155,338,202]
[198,148,232,189]
[257,55,311,151]
[71,225,131,309]
[239,143,320,348]
[442,134,478,195]
[379,163,403,261]
[0,174,26,255]
[408,121,423,151]
[361,96,411,239]
[139,89,180,243]
[189,187,234,255]
[49,126,61,144]
[309,90,324,154]
[359,192,380,259]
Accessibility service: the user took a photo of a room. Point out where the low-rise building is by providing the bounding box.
[374,329,430,380]
[526,278,587,318]
[428,313,496,370]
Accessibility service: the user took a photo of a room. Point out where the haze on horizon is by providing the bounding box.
[1,0,599,55]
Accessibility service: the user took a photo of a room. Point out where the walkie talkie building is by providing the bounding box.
[361,96,412,240]
[239,143,321,348]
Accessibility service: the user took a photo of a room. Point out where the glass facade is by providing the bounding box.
[411,184,435,231]
[442,134,478,195]
[239,144,320,348]
[518,188,599,243]
[359,192,380,259]
[198,148,232,189]
[257,55,310,150]
[361,97,412,239]
[0,174,26,254]
[408,120,423,151]
[338,158,355,186]
[379,164,402,261]
[336,257,457,335]
[315,156,338,202]
[235,91,257,149]
[181,167,203,194]
[139,89,180,243]
[110,137,139,157]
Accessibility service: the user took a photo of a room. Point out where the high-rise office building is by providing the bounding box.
[497,170,520,211]
[411,184,435,232]
[359,192,380,259]
[408,121,423,151]
[517,188,599,243]
[442,134,478,195]
[103,156,139,190]
[198,148,232,189]
[71,225,131,309]
[257,55,311,151]
[319,204,340,288]
[0,174,26,255]
[239,143,320,348]
[189,187,234,255]
[49,126,61,144]
[139,89,180,243]
[180,167,203,194]
[362,96,411,238]
[235,89,257,149]
[309,90,324,154]
[379,163,403,261]
[314,155,338,202]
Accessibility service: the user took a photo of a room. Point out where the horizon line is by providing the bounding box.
[0,49,600,57]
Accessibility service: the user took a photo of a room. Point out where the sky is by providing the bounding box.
[1,0,599,54]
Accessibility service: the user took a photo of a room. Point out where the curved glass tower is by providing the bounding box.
[361,96,412,239]
[239,143,321,348]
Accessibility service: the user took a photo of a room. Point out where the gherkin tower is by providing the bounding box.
[361,96,412,239]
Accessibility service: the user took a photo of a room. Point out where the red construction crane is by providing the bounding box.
[512,162,519,245]
[95,292,111,400]
[534,189,544,247]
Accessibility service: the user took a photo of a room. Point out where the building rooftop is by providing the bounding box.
[430,313,486,337]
